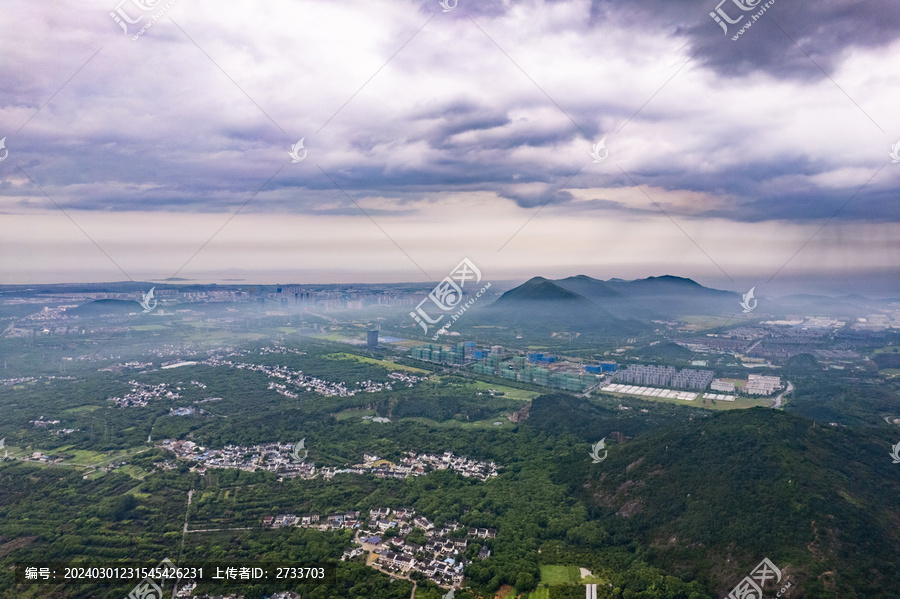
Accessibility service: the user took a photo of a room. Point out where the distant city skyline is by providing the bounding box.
[3,269,898,300]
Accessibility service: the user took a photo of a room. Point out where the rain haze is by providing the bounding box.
[1,0,898,294]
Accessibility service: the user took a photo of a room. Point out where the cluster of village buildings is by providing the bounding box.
[263,506,497,589]
[150,445,501,593]
[176,594,294,599]
[107,380,182,408]
[159,442,499,484]
[2,376,39,385]
[98,361,154,372]
[2,375,76,385]
[174,588,298,599]
[321,451,499,482]
[105,378,226,409]
[259,346,307,356]
[267,380,299,399]
[199,356,425,397]
[168,574,300,599]
[159,440,316,477]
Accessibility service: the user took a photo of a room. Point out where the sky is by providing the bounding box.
[0,0,898,295]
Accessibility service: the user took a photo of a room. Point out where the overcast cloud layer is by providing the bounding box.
[0,0,898,288]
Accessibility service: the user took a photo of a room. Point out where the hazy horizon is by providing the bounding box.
[4,269,899,300]
[2,0,898,296]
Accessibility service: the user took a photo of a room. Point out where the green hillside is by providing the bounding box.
[567,407,900,598]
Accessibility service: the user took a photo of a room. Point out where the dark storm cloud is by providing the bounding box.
[0,0,897,227]
[590,0,900,81]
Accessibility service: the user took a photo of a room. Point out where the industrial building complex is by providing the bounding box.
[407,341,782,401]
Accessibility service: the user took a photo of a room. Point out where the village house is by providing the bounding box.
[393,507,415,521]
[468,527,497,539]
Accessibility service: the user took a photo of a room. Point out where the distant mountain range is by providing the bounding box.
[473,275,740,333]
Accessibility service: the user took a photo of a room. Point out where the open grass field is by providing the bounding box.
[874,346,900,354]
[696,396,771,410]
[124,483,152,498]
[680,315,745,330]
[116,464,150,479]
[324,352,430,373]
[63,447,131,466]
[596,389,770,411]
[540,565,582,585]
[334,408,377,421]
[62,404,102,414]
[428,376,540,401]
[131,324,167,331]
[300,332,351,342]
[469,380,540,401]
[718,378,747,388]
[2,444,152,479]
[392,416,510,430]
[389,339,420,348]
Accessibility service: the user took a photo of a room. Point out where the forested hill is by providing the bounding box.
[479,275,738,325]
[533,399,900,598]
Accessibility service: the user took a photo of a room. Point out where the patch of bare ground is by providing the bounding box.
[0,536,37,558]
[616,499,643,518]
